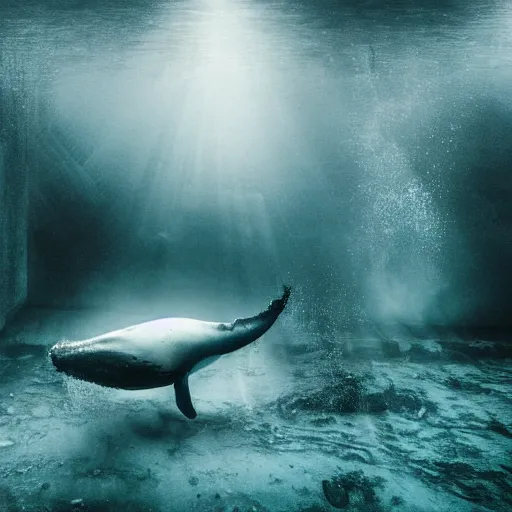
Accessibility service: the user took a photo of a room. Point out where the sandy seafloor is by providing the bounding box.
[0,307,511,512]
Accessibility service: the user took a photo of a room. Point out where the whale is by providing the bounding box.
[49,286,291,419]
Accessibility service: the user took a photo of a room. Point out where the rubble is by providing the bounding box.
[322,470,386,510]
[276,371,437,418]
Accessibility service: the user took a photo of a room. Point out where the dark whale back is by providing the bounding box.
[51,347,179,389]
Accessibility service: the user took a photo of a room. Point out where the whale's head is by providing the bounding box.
[49,338,175,390]
[49,341,73,373]
[49,339,109,382]
[49,341,97,379]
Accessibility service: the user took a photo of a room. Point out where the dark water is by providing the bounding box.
[1,1,512,511]
[1,0,512,327]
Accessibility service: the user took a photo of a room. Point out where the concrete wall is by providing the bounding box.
[0,58,29,331]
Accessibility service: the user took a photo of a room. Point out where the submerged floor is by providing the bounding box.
[0,308,511,512]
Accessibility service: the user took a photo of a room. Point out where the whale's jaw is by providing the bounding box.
[49,341,175,390]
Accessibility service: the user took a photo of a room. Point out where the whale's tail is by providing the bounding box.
[267,285,291,314]
[210,285,291,356]
[234,284,291,327]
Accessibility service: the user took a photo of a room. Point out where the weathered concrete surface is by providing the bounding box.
[0,56,29,331]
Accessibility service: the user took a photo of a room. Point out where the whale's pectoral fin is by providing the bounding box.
[174,374,197,419]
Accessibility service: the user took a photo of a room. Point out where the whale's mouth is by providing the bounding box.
[49,342,83,374]
[49,345,64,371]
[49,342,103,379]
[50,344,81,376]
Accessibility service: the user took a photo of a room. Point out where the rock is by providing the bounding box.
[381,339,401,357]
[6,406,14,415]
[322,479,350,508]
[365,392,388,413]
[488,418,512,438]
[188,476,198,486]
[500,464,512,474]
[405,342,443,361]
[383,385,436,415]
[445,376,462,389]
[277,372,366,415]
[341,452,371,464]
[276,372,436,418]
[391,495,404,506]
[0,440,15,448]
[322,470,386,509]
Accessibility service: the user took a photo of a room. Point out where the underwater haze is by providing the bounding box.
[1,0,512,329]
[0,0,512,511]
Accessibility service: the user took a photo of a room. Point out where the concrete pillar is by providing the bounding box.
[0,54,29,331]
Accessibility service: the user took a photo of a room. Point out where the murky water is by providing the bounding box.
[1,0,511,325]
[1,1,512,511]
